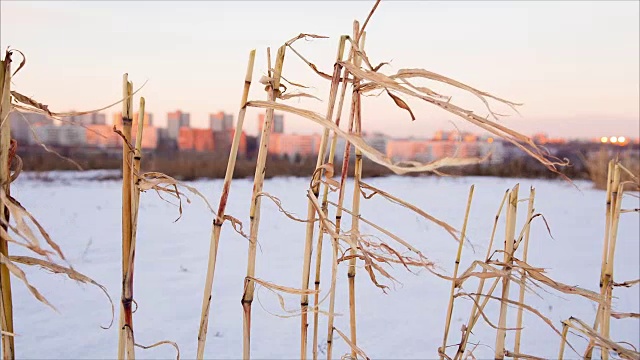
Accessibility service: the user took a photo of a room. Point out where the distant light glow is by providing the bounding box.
[600,136,608,143]
[610,136,618,143]
[487,137,494,144]
[618,136,626,143]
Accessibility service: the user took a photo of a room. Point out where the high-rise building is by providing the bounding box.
[31,124,86,147]
[86,124,122,148]
[167,110,191,140]
[273,114,284,134]
[69,112,107,126]
[257,113,284,135]
[209,112,234,132]
[178,128,214,152]
[9,111,52,143]
[132,112,153,126]
[267,133,321,159]
[363,132,388,155]
[58,125,87,146]
[167,110,190,140]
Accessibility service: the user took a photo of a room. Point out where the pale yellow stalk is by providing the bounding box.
[0,51,15,360]
[241,46,285,360]
[311,61,350,360]
[558,321,569,360]
[123,95,144,360]
[600,164,622,360]
[454,190,509,360]
[196,49,256,360]
[117,75,134,360]
[300,36,347,360]
[586,160,615,360]
[514,187,535,355]
[347,27,366,358]
[495,184,519,360]
[440,185,475,359]
[327,24,361,360]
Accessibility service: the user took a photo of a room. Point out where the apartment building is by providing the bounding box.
[168,110,190,140]
[178,128,214,152]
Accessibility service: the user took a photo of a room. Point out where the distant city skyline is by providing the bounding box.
[1,1,638,139]
[49,109,640,142]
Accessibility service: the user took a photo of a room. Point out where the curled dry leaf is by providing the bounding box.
[311,163,339,190]
[136,171,215,221]
[385,90,415,121]
[10,91,51,116]
[456,290,522,331]
[257,192,316,223]
[1,227,54,259]
[456,292,581,356]
[11,80,148,119]
[611,312,640,319]
[247,276,318,296]
[9,255,115,329]
[222,214,250,240]
[359,181,460,243]
[613,279,640,287]
[247,276,325,318]
[279,92,322,102]
[247,100,488,175]
[8,48,26,77]
[0,253,55,311]
[0,188,67,264]
[327,200,434,272]
[309,193,394,292]
[280,74,311,89]
[285,33,329,46]
[339,61,571,180]
[510,258,604,305]
[254,280,334,319]
[565,317,640,360]
[332,326,370,360]
[10,110,86,170]
[285,44,347,82]
[391,68,522,118]
[135,340,180,360]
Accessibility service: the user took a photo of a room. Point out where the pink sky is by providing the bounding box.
[1,1,638,140]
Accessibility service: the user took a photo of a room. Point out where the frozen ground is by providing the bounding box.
[6,171,640,359]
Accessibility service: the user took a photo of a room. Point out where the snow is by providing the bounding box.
[6,172,640,359]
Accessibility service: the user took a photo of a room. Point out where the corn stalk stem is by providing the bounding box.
[326,24,361,360]
[455,190,509,360]
[117,77,135,360]
[311,74,350,360]
[586,160,615,360]
[324,95,353,360]
[440,185,475,359]
[0,51,15,360]
[600,164,622,360]
[196,49,256,360]
[558,321,569,360]
[514,187,535,356]
[347,25,366,358]
[122,94,143,360]
[241,45,285,360]
[495,184,519,360]
[300,36,346,359]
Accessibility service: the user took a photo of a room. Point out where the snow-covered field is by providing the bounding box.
[7,171,640,359]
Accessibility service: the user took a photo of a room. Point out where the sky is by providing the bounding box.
[1,1,639,140]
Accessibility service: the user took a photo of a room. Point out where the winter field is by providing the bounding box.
[7,171,640,359]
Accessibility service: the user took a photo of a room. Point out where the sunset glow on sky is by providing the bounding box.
[1,1,638,139]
